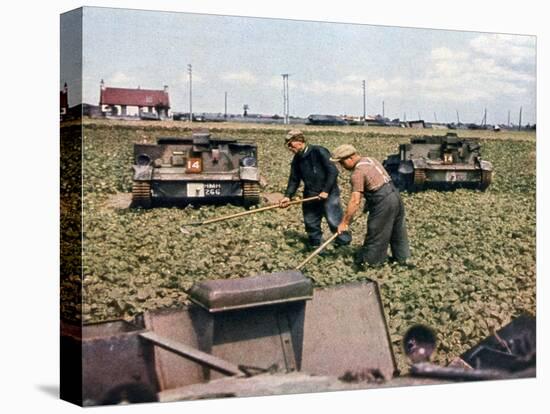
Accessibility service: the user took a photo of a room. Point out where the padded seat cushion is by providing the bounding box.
[187,270,313,313]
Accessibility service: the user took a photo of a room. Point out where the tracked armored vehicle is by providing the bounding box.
[383,133,493,191]
[132,130,261,208]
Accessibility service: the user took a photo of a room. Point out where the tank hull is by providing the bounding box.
[131,131,261,207]
[383,133,493,191]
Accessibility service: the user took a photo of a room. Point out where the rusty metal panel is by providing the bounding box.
[144,302,306,387]
[77,321,158,404]
[301,280,396,380]
[143,308,205,390]
[207,303,305,380]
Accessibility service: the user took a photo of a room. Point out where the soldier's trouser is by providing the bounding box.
[357,183,410,266]
[302,191,352,247]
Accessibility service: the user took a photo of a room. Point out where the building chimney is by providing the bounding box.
[63,82,68,94]
[100,79,105,90]
[163,85,169,93]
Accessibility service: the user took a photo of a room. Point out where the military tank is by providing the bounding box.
[383,133,493,191]
[131,130,261,208]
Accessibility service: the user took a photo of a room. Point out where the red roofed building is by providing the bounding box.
[99,79,171,119]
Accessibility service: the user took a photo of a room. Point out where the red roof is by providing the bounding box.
[100,87,170,108]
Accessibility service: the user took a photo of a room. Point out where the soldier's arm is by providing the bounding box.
[284,158,301,198]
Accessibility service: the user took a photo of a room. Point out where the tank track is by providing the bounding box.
[480,169,493,191]
[242,182,260,206]
[413,169,426,186]
[132,181,152,208]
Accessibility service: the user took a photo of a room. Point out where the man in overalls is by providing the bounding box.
[331,144,410,267]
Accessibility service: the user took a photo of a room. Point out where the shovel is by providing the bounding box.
[180,196,320,233]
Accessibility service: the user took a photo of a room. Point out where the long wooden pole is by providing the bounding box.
[192,196,320,226]
[296,232,339,270]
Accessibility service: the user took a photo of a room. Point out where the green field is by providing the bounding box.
[63,120,536,373]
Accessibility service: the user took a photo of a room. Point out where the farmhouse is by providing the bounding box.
[99,80,171,119]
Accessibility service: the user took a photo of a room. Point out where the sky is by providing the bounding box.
[61,6,537,125]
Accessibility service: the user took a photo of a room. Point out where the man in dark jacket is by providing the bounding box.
[279,130,351,249]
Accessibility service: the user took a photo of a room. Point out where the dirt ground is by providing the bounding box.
[103,192,133,210]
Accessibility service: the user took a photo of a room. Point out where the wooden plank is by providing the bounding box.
[139,331,242,377]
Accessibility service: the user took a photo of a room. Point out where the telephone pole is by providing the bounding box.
[188,64,193,123]
[362,80,366,121]
[518,106,523,131]
[224,91,228,118]
[282,74,290,125]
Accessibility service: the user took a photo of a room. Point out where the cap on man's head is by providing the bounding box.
[285,129,305,144]
[330,144,357,162]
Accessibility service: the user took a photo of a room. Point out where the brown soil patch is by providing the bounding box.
[104,192,132,210]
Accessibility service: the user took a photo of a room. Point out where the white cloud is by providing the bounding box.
[294,35,534,110]
[431,47,469,61]
[297,78,364,96]
[220,71,258,84]
[366,77,408,98]
[469,34,536,65]
[342,74,365,83]
[178,72,204,85]
[268,76,284,89]
[397,38,534,103]
[107,71,136,86]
